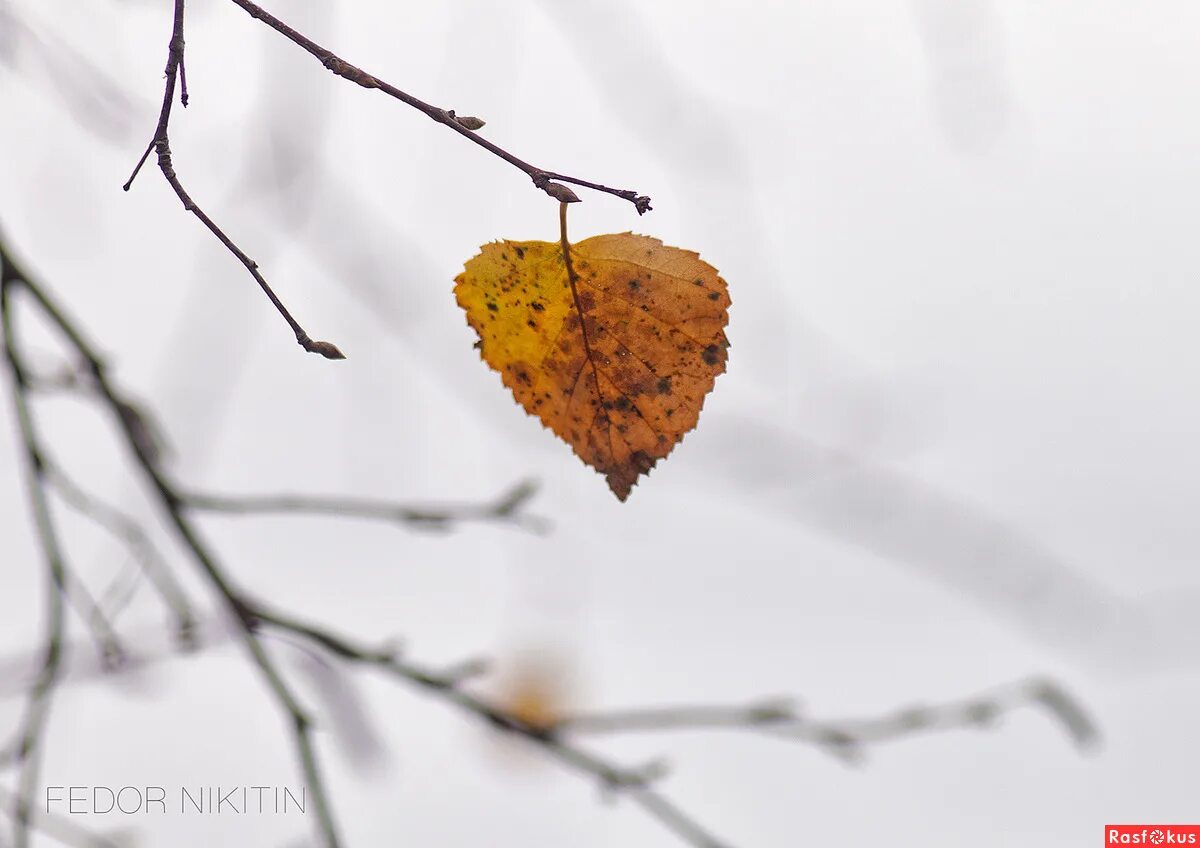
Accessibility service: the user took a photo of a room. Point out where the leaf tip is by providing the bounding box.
[605,450,659,502]
[609,477,634,502]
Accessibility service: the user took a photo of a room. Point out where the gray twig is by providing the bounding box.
[0,248,70,848]
[43,459,197,647]
[183,478,547,534]
[555,677,1099,763]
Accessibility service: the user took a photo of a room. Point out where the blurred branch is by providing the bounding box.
[182,478,548,533]
[0,615,235,701]
[58,565,125,671]
[43,460,197,647]
[0,5,139,144]
[0,783,126,848]
[226,0,652,214]
[0,251,70,848]
[123,0,344,360]
[19,357,86,394]
[247,605,731,848]
[555,677,1099,763]
[0,238,345,847]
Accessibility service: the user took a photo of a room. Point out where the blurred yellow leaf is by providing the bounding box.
[501,663,566,732]
[454,207,730,500]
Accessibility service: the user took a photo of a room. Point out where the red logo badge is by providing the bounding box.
[1107,826,1200,845]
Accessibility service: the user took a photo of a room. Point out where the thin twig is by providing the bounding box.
[558,700,800,735]
[59,567,125,669]
[0,434,129,669]
[98,560,147,622]
[123,0,344,360]
[556,678,1100,762]
[224,0,651,213]
[177,48,189,108]
[0,615,234,701]
[19,357,85,394]
[43,460,197,647]
[182,478,547,533]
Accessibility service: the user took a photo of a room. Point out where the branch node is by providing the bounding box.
[322,54,378,88]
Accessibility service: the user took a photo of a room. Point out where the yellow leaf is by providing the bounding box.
[498,657,570,732]
[454,205,730,500]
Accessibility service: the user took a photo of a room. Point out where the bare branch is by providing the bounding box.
[0,238,344,847]
[556,677,1099,762]
[123,0,344,359]
[246,605,732,848]
[225,0,652,213]
[0,616,234,701]
[0,255,69,848]
[182,478,547,534]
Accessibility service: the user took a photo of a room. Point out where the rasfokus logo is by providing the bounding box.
[1107,826,1200,845]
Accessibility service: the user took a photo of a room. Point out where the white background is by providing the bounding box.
[1,0,1198,845]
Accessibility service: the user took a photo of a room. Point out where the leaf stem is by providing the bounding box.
[557,201,574,281]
